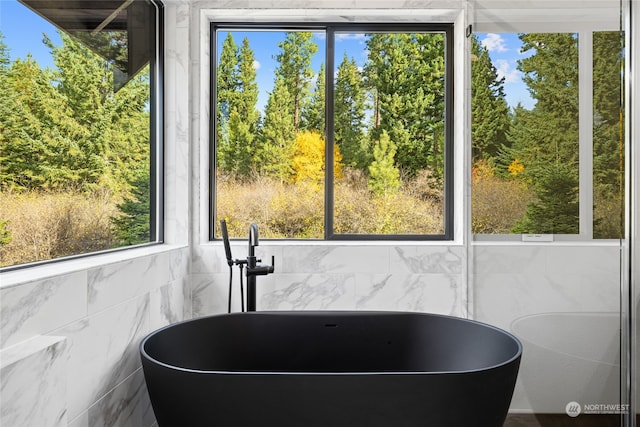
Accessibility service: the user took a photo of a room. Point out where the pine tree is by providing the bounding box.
[512,163,579,234]
[275,32,318,132]
[217,36,260,178]
[112,170,151,245]
[0,55,88,190]
[259,76,295,181]
[301,63,326,134]
[335,53,368,169]
[216,33,240,172]
[227,109,255,177]
[593,31,624,238]
[215,35,260,178]
[48,31,150,193]
[0,31,9,70]
[506,33,580,233]
[517,33,579,165]
[368,131,400,196]
[471,34,510,162]
[217,32,239,117]
[236,37,260,122]
[364,33,446,178]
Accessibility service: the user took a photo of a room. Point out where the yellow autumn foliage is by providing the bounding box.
[508,158,525,176]
[291,130,343,187]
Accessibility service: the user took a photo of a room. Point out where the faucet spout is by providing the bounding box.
[245,223,274,312]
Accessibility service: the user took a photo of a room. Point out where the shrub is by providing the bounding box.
[216,174,324,239]
[217,171,444,238]
[0,190,117,267]
[335,175,443,235]
[471,161,535,234]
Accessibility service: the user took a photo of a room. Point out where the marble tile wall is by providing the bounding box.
[0,247,191,427]
[191,243,467,317]
[0,2,630,427]
[473,243,622,413]
[1,1,192,424]
[188,1,471,319]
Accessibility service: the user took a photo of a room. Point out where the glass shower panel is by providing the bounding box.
[470,1,626,425]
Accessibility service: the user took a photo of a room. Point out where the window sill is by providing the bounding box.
[0,243,188,289]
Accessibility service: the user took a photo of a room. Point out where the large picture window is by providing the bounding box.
[211,24,453,240]
[0,0,163,268]
[471,31,624,240]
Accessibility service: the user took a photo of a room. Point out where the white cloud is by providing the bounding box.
[253,60,261,70]
[495,59,519,83]
[336,33,366,42]
[482,33,507,53]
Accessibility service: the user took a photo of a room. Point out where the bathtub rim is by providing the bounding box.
[510,311,620,367]
[140,310,523,376]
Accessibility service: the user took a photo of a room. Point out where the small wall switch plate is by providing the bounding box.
[522,234,554,242]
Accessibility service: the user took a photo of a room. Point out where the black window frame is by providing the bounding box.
[210,22,454,241]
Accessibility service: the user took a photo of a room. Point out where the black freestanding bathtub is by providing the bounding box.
[140,311,521,427]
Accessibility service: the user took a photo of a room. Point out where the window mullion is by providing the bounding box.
[325,27,335,239]
[579,30,594,239]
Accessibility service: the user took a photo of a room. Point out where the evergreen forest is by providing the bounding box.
[0,27,625,266]
[0,30,152,266]
[215,31,449,237]
[216,30,624,239]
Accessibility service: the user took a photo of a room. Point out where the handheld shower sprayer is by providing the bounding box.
[220,219,234,267]
[220,219,246,312]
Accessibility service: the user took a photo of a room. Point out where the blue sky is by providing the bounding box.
[1,0,62,69]
[3,1,534,111]
[476,32,535,110]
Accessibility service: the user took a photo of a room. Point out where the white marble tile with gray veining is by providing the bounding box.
[87,254,168,314]
[473,245,547,275]
[191,274,229,316]
[258,273,356,310]
[356,273,463,316]
[391,246,464,274]
[192,244,244,274]
[87,369,155,427]
[1,271,87,348]
[281,246,389,274]
[175,2,190,28]
[54,295,150,420]
[198,0,462,12]
[1,335,68,427]
[545,245,620,276]
[169,247,190,282]
[150,279,187,330]
[183,273,193,320]
[278,246,338,274]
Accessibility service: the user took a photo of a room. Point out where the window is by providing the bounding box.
[0,0,163,268]
[211,24,453,240]
[471,31,624,239]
